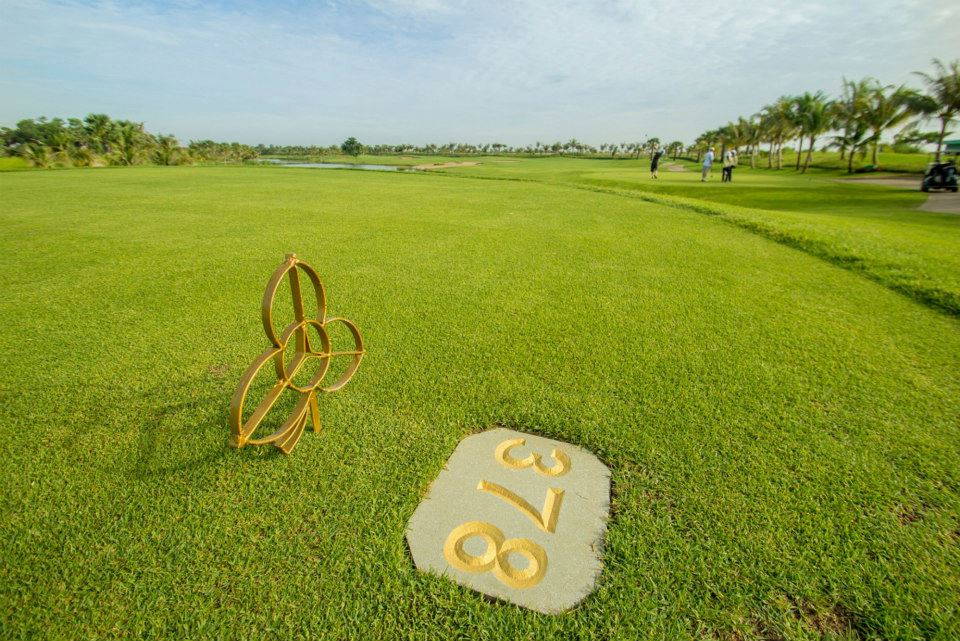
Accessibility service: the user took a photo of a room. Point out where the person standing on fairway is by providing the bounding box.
[650,145,665,179]
[722,149,737,182]
[701,147,715,181]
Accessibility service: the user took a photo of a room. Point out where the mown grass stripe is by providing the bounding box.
[436,170,960,318]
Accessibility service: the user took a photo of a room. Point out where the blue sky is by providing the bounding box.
[1,0,957,145]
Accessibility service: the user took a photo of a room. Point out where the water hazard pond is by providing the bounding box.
[258,158,404,171]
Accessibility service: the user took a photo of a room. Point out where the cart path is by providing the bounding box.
[837,177,960,214]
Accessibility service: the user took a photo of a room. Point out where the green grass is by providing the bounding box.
[443,156,960,316]
[1,165,959,640]
[0,156,30,171]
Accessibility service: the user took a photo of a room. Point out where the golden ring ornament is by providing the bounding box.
[229,254,364,454]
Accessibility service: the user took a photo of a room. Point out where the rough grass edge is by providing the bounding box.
[432,168,959,317]
[579,185,960,318]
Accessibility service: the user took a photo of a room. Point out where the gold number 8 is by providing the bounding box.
[443,521,548,589]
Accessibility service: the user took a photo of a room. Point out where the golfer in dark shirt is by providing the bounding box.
[650,148,665,179]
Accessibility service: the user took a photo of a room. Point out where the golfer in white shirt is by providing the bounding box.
[701,148,715,182]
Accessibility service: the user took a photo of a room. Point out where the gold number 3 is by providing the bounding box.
[443,521,547,589]
[495,438,571,477]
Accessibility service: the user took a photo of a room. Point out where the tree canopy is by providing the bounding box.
[340,137,363,157]
[0,113,258,168]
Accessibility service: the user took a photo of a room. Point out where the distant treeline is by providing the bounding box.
[0,114,258,168]
[257,139,683,159]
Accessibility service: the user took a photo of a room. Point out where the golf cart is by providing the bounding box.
[921,139,959,192]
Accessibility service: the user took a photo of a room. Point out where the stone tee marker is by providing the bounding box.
[406,428,611,614]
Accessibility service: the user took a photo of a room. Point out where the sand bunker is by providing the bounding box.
[666,164,687,172]
[413,161,480,170]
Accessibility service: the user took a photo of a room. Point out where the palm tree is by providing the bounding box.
[759,106,779,168]
[113,120,151,165]
[69,145,95,167]
[692,130,717,163]
[784,97,804,170]
[19,143,53,168]
[644,137,661,156]
[715,123,742,166]
[758,97,796,169]
[153,134,181,165]
[83,113,113,154]
[800,94,834,173]
[830,79,872,173]
[737,116,762,168]
[775,97,798,169]
[791,92,827,171]
[832,79,869,158]
[862,84,919,166]
[914,58,960,162]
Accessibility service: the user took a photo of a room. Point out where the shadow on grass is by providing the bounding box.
[128,365,316,479]
[129,375,235,479]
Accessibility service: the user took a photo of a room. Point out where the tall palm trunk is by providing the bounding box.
[795,137,804,170]
[870,131,881,166]
[935,117,948,163]
[847,147,856,173]
[802,135,816,173]
[767,141,774,168]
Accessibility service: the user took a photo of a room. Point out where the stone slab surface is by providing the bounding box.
[406,428,611,614]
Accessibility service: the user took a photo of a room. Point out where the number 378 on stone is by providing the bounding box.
[405,428,611,614]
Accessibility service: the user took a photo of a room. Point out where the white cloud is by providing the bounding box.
[0,0,955,144]
[363,0,457,16]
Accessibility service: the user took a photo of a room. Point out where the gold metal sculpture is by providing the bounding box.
[230,254,364,454]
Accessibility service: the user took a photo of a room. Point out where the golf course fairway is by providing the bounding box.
[1,164,958,639]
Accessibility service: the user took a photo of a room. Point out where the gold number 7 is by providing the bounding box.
[477,480,564,533]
